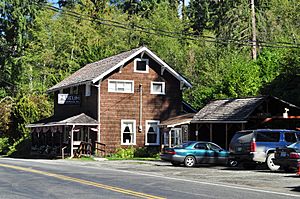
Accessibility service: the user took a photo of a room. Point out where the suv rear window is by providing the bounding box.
[230,131,253,144]
[284,132,297,143]
[256,132,280,142]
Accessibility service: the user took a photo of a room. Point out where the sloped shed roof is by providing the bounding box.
[192,96,266,123]
[48,46,192,92]
[192,96,300,123]
[26,113,98,128]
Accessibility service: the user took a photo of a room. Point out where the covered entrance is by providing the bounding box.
[160,113,193,148]
[27,113,100,158]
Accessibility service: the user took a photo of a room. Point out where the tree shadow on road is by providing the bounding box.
[286,186,300,192]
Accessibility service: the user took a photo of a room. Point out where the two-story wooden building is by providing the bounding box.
[27,46,192,157]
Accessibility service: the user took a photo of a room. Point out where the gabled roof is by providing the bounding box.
[192,96,300,123]
[26,113,98,128]
[192,96,266,123]
[48,46,192,92]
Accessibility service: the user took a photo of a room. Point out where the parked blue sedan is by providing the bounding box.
[160,141,230,167]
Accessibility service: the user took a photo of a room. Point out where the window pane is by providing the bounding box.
[123,133,131,144]
[136,61,147,71]
[108,81,116,91]
[147,134,157,143]
[124,82,132,91]
[153,83,162,93]
[256,132,280,142]
[285,133,297,143]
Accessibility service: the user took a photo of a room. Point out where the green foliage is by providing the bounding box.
[109,146,160,159]
[0,137,9,155]
[6,136,31,157]
[134,147,160,158]
[111,147,135,159]
[0,0,299,156]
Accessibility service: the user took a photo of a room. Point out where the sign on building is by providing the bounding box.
[58,94,81,105]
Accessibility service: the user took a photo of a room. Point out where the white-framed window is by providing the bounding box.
[70,86,78,94]
[121,119,136,145]
[145,120,160,145]
[108,79,134,93]
[134,58,149,73]
[85,84,91,97]
[151,81,165,95]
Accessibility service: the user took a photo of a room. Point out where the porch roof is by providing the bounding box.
[159,113,195,128]
[26,113,98,128]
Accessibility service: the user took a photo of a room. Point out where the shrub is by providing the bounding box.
[111,147,135,159]
[134,147,160,158]
[0,137,9,155]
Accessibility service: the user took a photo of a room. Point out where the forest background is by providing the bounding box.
[0,0,299,155]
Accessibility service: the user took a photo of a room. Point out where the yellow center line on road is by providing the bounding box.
[0,163,166,199]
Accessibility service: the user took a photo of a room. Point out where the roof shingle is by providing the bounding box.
[48,47,144,92]
[192,96,265,122]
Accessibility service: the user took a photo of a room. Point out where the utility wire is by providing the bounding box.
[44,4,299,49]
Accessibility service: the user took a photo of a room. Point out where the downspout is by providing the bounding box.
[71,125,75,158]
[138,84,143,132]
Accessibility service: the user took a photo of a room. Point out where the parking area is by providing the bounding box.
[93,160,300,195]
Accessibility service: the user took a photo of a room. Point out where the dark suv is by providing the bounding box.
[229,129,300,170]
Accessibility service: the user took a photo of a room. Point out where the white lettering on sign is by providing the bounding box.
[58,94,81,105]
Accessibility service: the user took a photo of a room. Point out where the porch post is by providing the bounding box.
[168,130,172,147]
[225,123,228,149]
[97,81,101,143]
[71,125,74,157]
[210,124,213,142]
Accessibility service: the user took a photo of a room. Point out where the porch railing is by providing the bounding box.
[95,141,106,157]
[74,141,92,158]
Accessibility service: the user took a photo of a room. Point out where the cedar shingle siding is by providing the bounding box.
[100,55,182,152]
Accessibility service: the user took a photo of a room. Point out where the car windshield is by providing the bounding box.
[288,142,300,149]
[175,142,195,148]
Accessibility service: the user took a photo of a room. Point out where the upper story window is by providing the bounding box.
[134,58,149,73]
[108,79,134,93]
[151,81,165,95]
[85,84,91,97]
[70,86,78,94]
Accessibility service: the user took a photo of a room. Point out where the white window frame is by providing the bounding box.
[85,84,91,97]
[151,81,165,95]
[108,79,134,93]
[134,58,149,73]
[121,119,136,145]
[145,120,160,146]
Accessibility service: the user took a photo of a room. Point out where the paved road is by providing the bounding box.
[0,158,299,199]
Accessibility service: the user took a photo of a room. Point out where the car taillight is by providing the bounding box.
[289,152,300,159]
[250,141,256,152]
[167,151,176,155]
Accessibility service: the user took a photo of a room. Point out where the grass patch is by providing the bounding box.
[69,156,95,161]
[106,157,160,161]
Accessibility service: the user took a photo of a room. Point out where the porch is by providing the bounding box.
[27,113,105,158]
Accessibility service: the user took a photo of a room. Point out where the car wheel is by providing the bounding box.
[228,160,238,167]
[184,156,196,167]
[171,161,181,166]
[266,153,280,171]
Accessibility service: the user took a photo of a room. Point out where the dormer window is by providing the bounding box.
[134,58,149,73]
